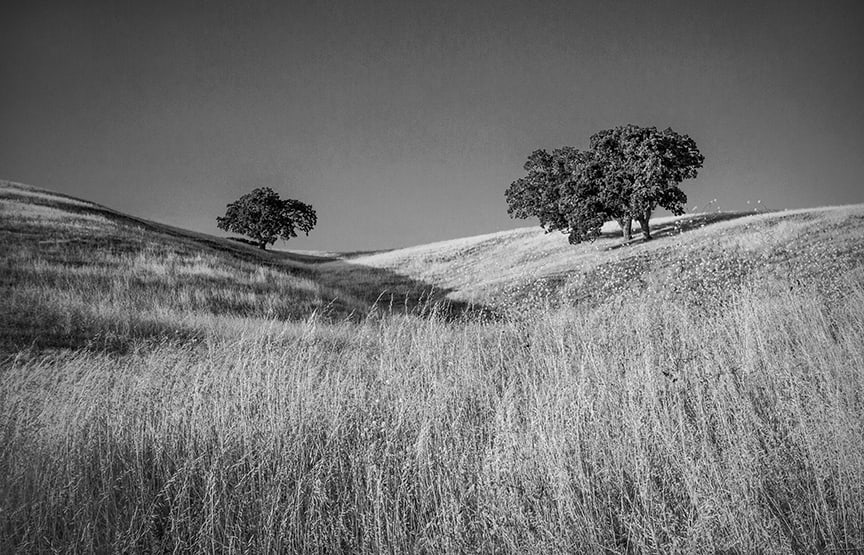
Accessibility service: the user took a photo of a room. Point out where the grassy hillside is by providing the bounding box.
[4,179,863,349]
[0,181,479,352]
[329,205,864,312]
[2,180,864,553]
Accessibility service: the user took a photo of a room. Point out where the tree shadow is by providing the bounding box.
[601,211,760,250]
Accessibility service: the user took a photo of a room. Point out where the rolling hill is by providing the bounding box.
[3,178,863,349]
[323,204,864,312]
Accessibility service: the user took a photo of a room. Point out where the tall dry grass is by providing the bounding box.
[2,282,863,553]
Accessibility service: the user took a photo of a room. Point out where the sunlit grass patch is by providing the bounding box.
[3,284,864,552]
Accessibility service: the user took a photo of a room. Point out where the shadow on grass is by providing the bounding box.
[311,256,499,322]
[602,211,759,250]
[0,303,205,356]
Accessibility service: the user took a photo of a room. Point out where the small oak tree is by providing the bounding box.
[505,125,703,244]
[217,187,317,250]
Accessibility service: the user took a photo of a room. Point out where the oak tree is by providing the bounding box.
[217,187,317,250]
[505,125,703,243]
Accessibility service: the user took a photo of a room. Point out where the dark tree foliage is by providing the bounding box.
[505,125,704,243]
[591,125,703,240]
[505,149,570,232]
[217,187,317,250]
[559,151,623,243]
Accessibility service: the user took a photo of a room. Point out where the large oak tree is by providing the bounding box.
[505,125,703,243]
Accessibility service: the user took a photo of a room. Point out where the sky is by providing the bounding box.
[2,0,863,251]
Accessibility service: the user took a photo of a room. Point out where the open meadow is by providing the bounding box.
[2,181,864,553]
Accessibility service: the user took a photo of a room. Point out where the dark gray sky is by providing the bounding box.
[2,1,863,251]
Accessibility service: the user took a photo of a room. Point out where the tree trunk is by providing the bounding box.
[618,217,633,241]
[639,210,652,241]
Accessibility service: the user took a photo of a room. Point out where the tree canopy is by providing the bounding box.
[505,125,704,243]
[217,187,317,250]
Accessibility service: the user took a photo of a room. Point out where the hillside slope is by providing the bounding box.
[3,179,864,351]
[326,205,864,311]
[0,181,369,351]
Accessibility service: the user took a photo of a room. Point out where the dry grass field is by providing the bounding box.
[2,180,864,553]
